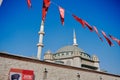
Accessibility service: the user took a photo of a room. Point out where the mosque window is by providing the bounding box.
[58,54,60,56]
[86,55,88,58]
[66,52,69,55]
[71,52,73,55]
[84,54,86,56]
[64,52,66,55]
[55,60,64,64]
[81,52,84,56]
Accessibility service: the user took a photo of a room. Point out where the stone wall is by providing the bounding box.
[0,53,120,80]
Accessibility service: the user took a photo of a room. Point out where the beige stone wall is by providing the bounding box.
[0,54,120,80]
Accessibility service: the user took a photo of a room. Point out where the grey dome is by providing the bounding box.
[56,45,84,53]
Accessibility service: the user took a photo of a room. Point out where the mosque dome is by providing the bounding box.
[57,45,84,53]
[54,45,91,60]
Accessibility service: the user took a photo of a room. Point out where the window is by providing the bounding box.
[84,54,86,56]
[62,53,64,56]
[58,54,60,56]
[71,52,73,55]
[54,55,56,57]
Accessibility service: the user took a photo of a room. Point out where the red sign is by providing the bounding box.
[9,68,34,80]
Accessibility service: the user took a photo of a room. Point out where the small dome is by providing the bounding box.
[45,50,52,55]
[56,45,84,53]
[44,50,53,60]
[92,55,99,61]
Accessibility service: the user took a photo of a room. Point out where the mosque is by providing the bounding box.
[44,30,100,71]
[0,21,120,80]
[37,20,100,71]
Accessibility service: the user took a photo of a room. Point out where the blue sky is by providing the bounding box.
[0,0,120,75]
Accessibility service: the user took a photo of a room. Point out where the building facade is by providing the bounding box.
[0,52,120,80]
[44,45,100,71]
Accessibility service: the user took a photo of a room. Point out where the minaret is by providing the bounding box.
[37,20,45,60]
[73,30,78,47]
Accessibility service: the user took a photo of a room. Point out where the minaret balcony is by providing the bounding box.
[37,43,44,47]
[38,31,45,35]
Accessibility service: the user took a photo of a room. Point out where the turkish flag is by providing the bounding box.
[27,0,32,8]
[42,0,51,21]
[93,26,103,42]
[72,14,86,28]
[101,30,113,46]
[59,6,65,25]
[109,35,120,46]
[84,21,93,32]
